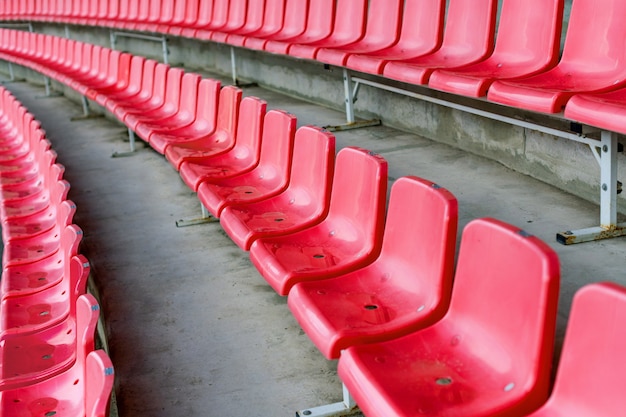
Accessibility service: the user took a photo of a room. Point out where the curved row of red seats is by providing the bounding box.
[2,0,626,131]
[0,86,114,416]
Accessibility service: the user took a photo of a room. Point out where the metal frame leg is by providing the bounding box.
[112,128,138,158]
[175,202,219,227]
[296,383,360,417]
[557,130,626,244]
[37,76,62,98]
[324,69,380,132]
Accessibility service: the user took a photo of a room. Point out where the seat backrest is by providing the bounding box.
[396,0,445,53]
[300,0,334,40]
[447,218,559,392]
[162,66,184,110]
[330,0,367,44]
[177,72,201,118]
[360,0,403,46]
[256,0,286,36]
[238,0,265,34]
[205,0,228,30]
[124,55,145,96]
[85,350,115,417]
[219,0,248,32]
[147,62,170,107]
[192,78,221,133]
[215,85,243,138]
[490,0,563,68]
[75,293,100,382]
[288,125,335,209]
[69,252,91,302]
[327,147,387,240]
[106,0,119,21]
[560,0,626,75]
[255,109,297,179]
[544,282,626,415]
[275,0,308,39]
[379,176,458,313]
[438,0,497,59]
[231,95,267,156]
[182,0,202,28]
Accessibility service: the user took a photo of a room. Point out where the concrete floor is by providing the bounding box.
[3,76,626,417]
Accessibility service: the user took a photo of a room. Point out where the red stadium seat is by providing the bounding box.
[177,95,265,191]
[429,0,564,97]
[264,0,334,55]
[249,147,388,296]
[105,59,158,115]
[0,225,86,336]
[0,256,90,391]
[339,218,560,417]
[488,0,626,113]
[234,0,286,49]
[226,0,278,47]
[220,125,335,250]
[249,0,308,52]
[174,0,204,37]
[288,176,458,359]
[1,207,79,301]
[94,55,145,107]
[383,0,497,85]
[346,0,444,74]
[134,72,202,142]
[194,0,229,40]
[150,78,221,155]
[315,0,403,67]
[525,282,626,417]
[111,62,168,122]
[164,85,244,170]
[0,302,114,417]
[289,0,367,60]
[565,88,626,135]
[123,67,185,130]
[84,52,133,100]
[210,0,249,43]
[196,109,297,218]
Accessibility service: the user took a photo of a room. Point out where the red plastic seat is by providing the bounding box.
[264,0,334,55]
[249,147,388,296]
[428,0,563,97]
[194,0,229,40]
[2,200,75,269]
[150,78,221,155]
[84,52,133,101]
[177,0,208,37]
[105,59,158,116]
[564,88,626,135]
[210,0,249,43]
[338,218,560,417]
[488,0,626,113]
[525,282,626,417]
[111,62,169,123]
[248,0,308,52]
[123,67,185,131]
[134,72,202,142]
[1,212,80,301]
[233,0,286,49]
[220,125,335,250]
[94,54,145,107]
[164,85,244,171]
[225,0,285,46]
[344,0,444,75]
[288,176,458,359]
[383,0,497,85]
[0,309,114,417]
[315,0,403,67]
[196,109,297,218]
[1,245,88,337]
[0,256,91,391]
[289,0,367,60]
[177,96,266,191]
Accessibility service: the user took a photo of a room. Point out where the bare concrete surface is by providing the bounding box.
[3,77,626,417]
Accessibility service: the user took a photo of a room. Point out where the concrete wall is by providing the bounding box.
[5,20,625,215]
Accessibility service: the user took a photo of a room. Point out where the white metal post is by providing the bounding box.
[343,68,355,125]
[600,130,618,228]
